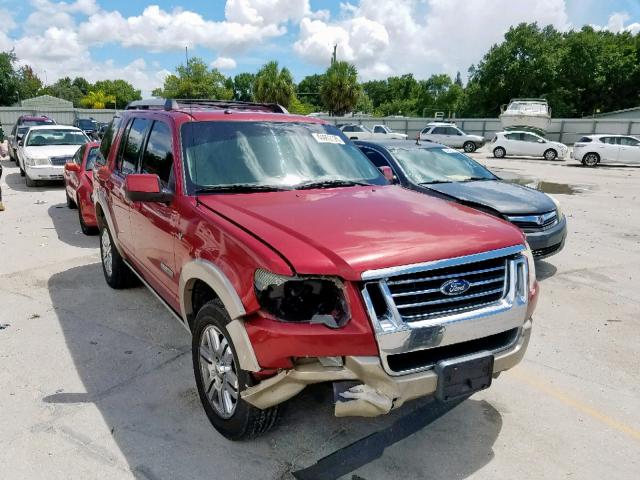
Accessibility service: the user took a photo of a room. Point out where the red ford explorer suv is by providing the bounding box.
[93,99,538,440]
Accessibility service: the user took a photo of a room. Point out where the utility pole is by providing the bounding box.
[331,44,337,65]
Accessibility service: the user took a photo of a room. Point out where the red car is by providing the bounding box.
[93,99,539,440]
[64,141,100,235]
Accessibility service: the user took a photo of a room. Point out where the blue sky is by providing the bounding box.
[0,0,638,95]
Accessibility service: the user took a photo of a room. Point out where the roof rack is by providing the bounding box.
[125,98,288,114]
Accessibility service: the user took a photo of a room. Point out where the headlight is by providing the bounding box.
[24,156,48,166]
[254,269,350,328]
[548,195,563,220]
[522,243,537,289]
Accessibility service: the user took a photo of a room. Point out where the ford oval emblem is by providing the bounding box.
[440,279,471,296]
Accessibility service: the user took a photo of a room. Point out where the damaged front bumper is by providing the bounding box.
[242,319,531,417]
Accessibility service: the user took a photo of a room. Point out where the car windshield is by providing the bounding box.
[77,119,97,130]
[26,129,88,146]
[390,147,497,184]
[21,119,54,126]
[181,121,386,193]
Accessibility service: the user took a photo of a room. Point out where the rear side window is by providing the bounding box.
[600,137,618,145]
[119,117,150,174]
[97,117,121,167]
[505,133,521,140]
[362,148,390,168]
[578,137,592,143]
[141,121,174,187]
[620,137,639,146]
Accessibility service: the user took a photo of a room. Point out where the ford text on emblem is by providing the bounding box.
[440,279,471,296]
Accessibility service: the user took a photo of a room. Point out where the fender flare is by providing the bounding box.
[94,191,124,256]
[179,259,260,372]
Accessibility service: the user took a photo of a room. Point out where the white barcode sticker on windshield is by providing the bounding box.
[312,133,345,144]
[442,148,457,153]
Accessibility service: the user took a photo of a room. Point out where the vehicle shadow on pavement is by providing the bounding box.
[535,260,558,282]
[4,171,67,193]
[47,203,97,248]
[45,263,502,480]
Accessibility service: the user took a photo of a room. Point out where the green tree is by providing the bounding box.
[361,80,389,109]
[0,51,20,106]
[297,73,325,108]
[93,79,141,108]
[320,61,360,116]
[154,57,233,99]
[355,92,374,114]
[232,72,255,101]
[80,90,117,109]
[41,77,85,106]
[16,65,43,101]
[253,61,295,107]
[72,77,91,95]
[288,96,316,115]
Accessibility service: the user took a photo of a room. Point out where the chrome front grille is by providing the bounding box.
[507,211,558,232]
[49,156,71,166]
[386,257,508,321]
[360,245,530,376]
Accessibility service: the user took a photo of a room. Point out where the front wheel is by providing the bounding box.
[493,147,506,158]
[193,301,280,440]
[544,149,558,161]
[66,190,77,209]
[25,175,37,187]
[463,141,477,153]
[582,152,599,167]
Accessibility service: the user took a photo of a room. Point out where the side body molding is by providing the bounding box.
[179,259,260,372]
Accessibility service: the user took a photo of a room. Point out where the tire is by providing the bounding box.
[582,152,599,168]
[544,149,558,161]
[66,190,77,209]
[19,165,25,177]
[463,141,477,153]
[99,224,137,289]
[493,147,506,158]
[78,199,97,235]
[25,175,37,187]
[193,300,280,440]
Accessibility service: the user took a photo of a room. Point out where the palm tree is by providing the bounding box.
[320,61,360,116]
[253,61,295,108]
[80,90,116,109]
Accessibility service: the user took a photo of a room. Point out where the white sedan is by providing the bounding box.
[491,131,568,161]
[572,134,640,167]
[18,125,90,187]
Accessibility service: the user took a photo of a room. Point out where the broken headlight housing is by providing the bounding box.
[254,269,350,328]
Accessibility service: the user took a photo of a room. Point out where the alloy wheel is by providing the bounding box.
[198,325,239,419]
[101,229,113,278]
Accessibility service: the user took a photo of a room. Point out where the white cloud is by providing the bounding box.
[77,4,287,53]
[211,56,237,70]
[225,0,311,25]
[294,0,571,80]
[596,12,640,35]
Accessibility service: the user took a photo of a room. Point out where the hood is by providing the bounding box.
[423,180,556,215]
[24,145,82,158]
[197,186,524,280]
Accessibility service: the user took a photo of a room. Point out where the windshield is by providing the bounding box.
[21,119,54,126]
[77,119,97,130]
[181,121,386,193]
[390,147,497,184]
[26,129,88,147]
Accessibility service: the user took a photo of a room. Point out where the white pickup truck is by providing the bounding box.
[340,124,408,140]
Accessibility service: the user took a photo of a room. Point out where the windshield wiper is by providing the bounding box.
[420,180,452,185]
[461,177,493,182]
[195,184,287,194]
[295,179,371,190]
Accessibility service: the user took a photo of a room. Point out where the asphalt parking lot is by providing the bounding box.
[1,149,639,479]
